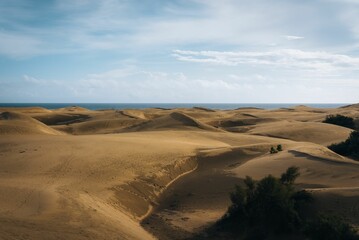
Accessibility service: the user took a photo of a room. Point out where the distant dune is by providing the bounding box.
[341,103,359,109]
[54,106,91,112]
[0,105,358,239]
[246,120,352,145]
[121,112,223,132]
[0,106,52,113]
[120,109,149,120]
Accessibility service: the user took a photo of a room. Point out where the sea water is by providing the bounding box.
[0,103,349,110]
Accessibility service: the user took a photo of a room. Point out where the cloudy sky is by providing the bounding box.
[1,0,359,103]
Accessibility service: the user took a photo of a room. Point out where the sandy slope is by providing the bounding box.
[142,141,359,239]
[245,120,352,145]
[0,105,358,239]
[0,112,64,135]
[0,131,230,239]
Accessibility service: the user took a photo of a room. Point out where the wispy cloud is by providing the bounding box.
[172,49,359,75]
[23,75,62,86]
[284,35,304,40]
[17,67,357,103]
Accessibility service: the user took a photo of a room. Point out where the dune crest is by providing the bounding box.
[120,109,148,120]
[192,106,216,112]
[54,106,90,112]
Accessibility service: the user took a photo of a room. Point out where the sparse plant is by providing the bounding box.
[277,144,283,151]
[270,146,278,154]
[280,166,299,185]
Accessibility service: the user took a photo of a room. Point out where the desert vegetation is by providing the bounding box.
[304,214,359,240]
[200,167,359,240]
[270,144,283,154]
[329,131,359,160]
[323,114,356,129]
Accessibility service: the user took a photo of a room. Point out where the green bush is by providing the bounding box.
[219,167,312,238]
[270,146,278,154]
[329,131,359,160]
[211,167,359,240]
[323,114,356,129]
[277,144,283,151]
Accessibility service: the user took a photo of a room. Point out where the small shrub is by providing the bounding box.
[323,114,356,129]
[277,144,283,151]
[270,146,278,154]
[280,166,300,185]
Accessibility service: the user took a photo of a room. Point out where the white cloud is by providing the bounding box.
[20,68,262,102]
[129,0,296,47]
[284,35,304,40]
[172,49,359,75]
[19,67,358,103]
[23,75,62,86]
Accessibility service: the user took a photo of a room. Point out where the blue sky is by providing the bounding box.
[1,0,359,103]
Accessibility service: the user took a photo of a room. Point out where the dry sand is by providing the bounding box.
[0,105,358,239]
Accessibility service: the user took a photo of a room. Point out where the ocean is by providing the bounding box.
[0,103,349,110]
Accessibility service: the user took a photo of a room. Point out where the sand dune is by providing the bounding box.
[245,120,352,145]
[233,143,359,185]
[120,109,148,120]
[0,107,52,114]
[55,118,145,135]
[341,103,359,109]
[33,113,91,125]
[0,131,229,239]
[210,117,281,132]
[32,109,147,135]
[144,139,359,239]
[0,105,358,239]
[192,107,216,112]
[0,111,63,135]
[121,112,223,132]
[54,106,90,112]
